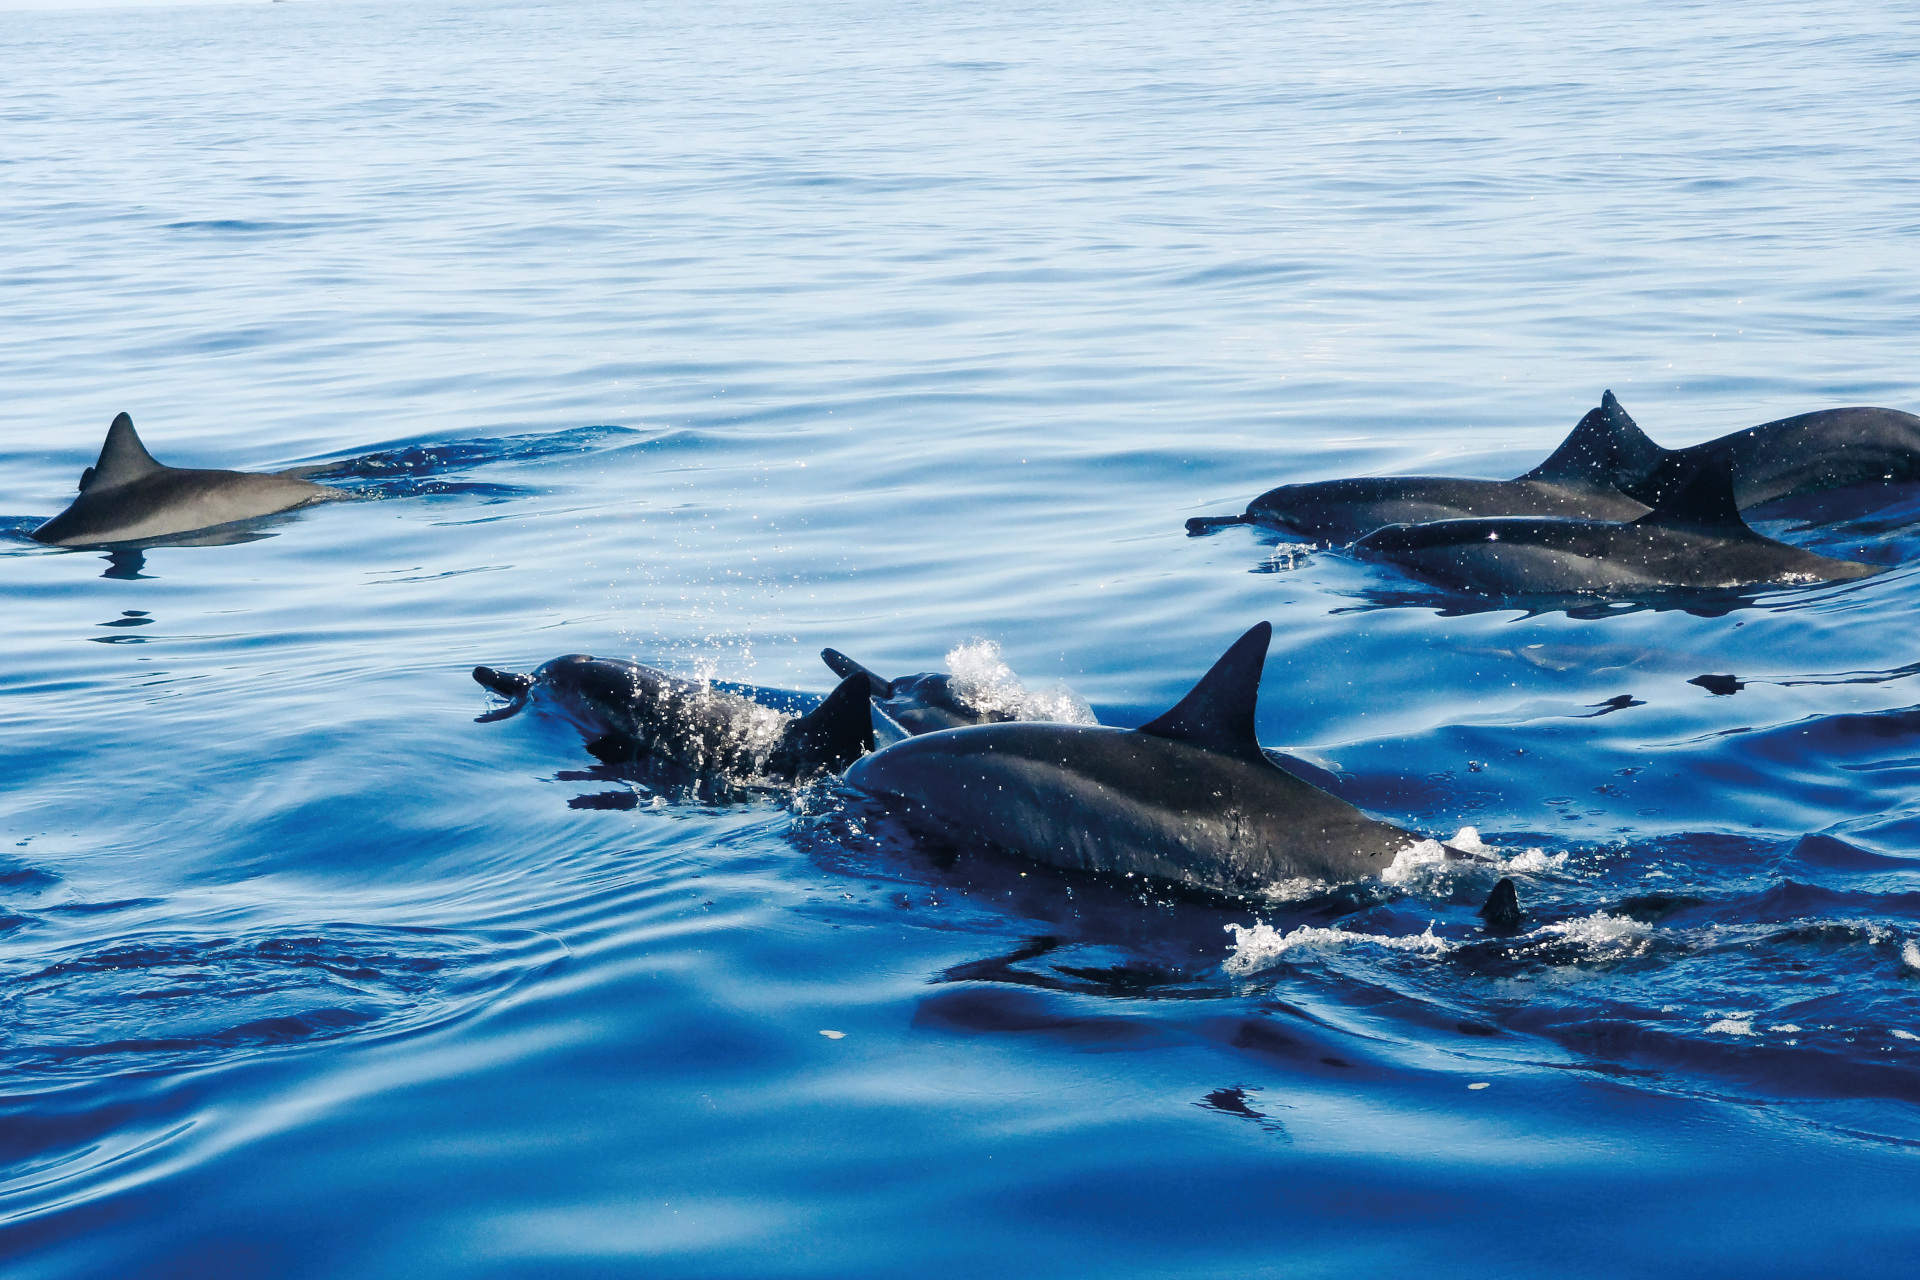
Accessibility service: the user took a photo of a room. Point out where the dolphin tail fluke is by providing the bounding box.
[821,648,894,697]
[1632,457,1754,538]
[1138,622,1271,763]
[1478,877,1523,932]
[1518,391,1669,492]
[473,665,535,722]
[82,413,167,493]
[780,673,877,774]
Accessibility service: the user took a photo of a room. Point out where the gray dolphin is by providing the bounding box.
[1611,405,1920,510]
[31,413,342,547]
[843,623,1426,897]
[473,655,873,783]
[821,648,1029,736]
[1352,457,1879,598]
[1186,393,1657,543]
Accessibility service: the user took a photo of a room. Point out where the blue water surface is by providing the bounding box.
[3,0,1920,1274]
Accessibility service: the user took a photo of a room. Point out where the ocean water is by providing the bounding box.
[3,0,1920,1274]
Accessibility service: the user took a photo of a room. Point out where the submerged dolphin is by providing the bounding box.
[1609,405,1920,510]
[1352,456,1879,598]
[843,623,1425,897]
[1186,393,1657,543]
[474,655,873,783]
[31,413,342,547]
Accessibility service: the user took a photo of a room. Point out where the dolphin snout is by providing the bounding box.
[473,666,534,698]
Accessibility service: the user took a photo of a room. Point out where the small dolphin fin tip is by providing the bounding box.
[821,648,892,697]
[84,412,165,491]
[1137,622,1271,762]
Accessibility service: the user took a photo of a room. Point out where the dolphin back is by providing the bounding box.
[844,623,1418,894]
[33,413,340,548]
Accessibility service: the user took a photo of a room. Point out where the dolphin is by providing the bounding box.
[843,623,1428,897]
[31,413,342,548]
[1351,456,1880,598]
[1186,393,1658,543]
[1608,405,1920,510]
[473,655,873,783]
[820,647,1095,741]
[821,648,1011,735]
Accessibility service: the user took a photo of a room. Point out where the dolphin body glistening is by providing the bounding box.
[1608,405,1920,510]
[473,655,874,783]
[31,413,342,547]
[843,623,1425,897]
[1352,457,1880,598]
[1186,393,1657,543]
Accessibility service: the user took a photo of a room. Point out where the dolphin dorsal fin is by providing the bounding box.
[821,648,894,698]
[787,673,877,771]
[1519,391,1667,490]
[1632,456,1755,537]
[1138,622,1271,762]
[82,413,165,492]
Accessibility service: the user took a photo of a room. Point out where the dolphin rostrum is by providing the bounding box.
[1608,405,1920,510]
[473,655,873,783]
[1186,393,1657,543]
[31,413,343,547]
[843,623,1427,897]
[1352,456,1879,598]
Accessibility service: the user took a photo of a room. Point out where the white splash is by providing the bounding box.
[1903,939,1920,972]
[1260,876,1331,903]
[1381,827,1563,889]
[1224,920,1449,976]
[945,640,1099,725]
[1894,1029,1919,1043]
[1536,911,1653,956]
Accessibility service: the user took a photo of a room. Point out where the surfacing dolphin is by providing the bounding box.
[843,623,1428,897]
[821,648,1013,735]
[32,413,343,547]
[820,646,1098,743]
[1609,404,1920,510]
[474,655,873,784]
[1186,392,1657,543]
[1352,456,1879,598]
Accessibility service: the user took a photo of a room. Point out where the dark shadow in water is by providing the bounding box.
[552,757,780,810]
[1692,659,1920,697]
[296,424,641,503]
[934,936,1216,1000]
[1195,1084,1289,1135]
[102,549,150,580]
